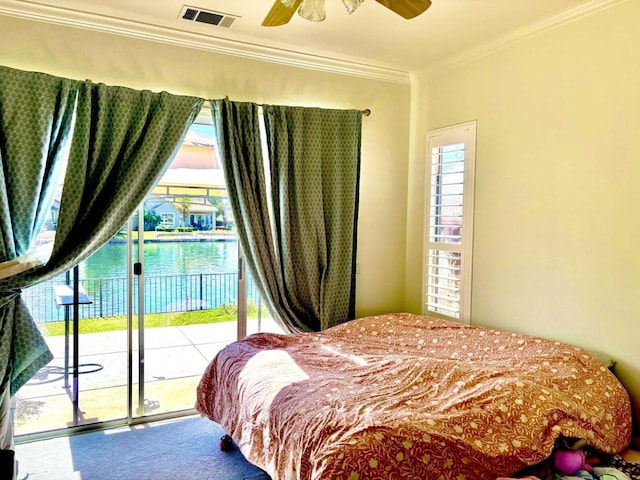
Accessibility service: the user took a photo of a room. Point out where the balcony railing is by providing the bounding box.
[23,272,261,323]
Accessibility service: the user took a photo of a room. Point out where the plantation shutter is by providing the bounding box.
[423,121,476,323]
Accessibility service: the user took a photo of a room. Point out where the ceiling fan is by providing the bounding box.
[262,0,432,26]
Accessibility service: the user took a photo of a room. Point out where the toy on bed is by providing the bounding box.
[554,448,592,474]
[550,439,633,480]
[196,313,633,480]
[553,439,594,474]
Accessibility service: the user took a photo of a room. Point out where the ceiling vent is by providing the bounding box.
[179,6,238,28]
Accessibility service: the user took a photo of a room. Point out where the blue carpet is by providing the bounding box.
[15,415,271,480]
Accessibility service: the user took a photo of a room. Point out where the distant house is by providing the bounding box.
[144,195,219,230]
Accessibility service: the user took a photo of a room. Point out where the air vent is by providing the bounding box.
[179,6,238,28]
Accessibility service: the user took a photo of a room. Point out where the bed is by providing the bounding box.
[195,313,632,480]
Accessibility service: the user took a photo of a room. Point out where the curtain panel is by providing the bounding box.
[210,99,287,327]
[1,75,203,394]
[263,104,361,330]
[212,98,361,333]
[0,66,78,398]
[0,65,202,477]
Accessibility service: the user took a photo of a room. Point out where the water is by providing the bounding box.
[24,239,248,322]
[80,239,239,277]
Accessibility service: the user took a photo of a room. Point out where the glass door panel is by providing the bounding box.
[15,238,131,436]
[245,268,281,336]
[131,115,240,419]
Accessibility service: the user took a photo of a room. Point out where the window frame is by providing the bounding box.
[159,212,175,229]
[422,120,477,324]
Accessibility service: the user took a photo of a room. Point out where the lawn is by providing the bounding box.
[40,306,267,336]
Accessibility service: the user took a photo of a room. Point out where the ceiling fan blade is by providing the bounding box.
[374,0,431,19]
[262,0,303,26]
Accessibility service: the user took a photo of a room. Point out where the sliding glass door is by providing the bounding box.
[14,106,280,439]
[126,207,243,421]
[14,244,132,434]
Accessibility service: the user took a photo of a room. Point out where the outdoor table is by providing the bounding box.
[53,268,92,425]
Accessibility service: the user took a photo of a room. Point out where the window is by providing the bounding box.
[160,213,174,228]
[423,121,476,323]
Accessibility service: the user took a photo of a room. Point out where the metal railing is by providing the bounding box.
[23,272,261,323]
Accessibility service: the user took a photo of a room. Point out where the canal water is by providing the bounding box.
[81,238,239,277]
[24,239,247,322]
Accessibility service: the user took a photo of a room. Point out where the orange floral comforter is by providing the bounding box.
[196,313,632,480]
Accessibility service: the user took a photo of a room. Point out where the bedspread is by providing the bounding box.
[196,313,632,480]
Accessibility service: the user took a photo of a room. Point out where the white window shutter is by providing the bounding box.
[423,121,476,324]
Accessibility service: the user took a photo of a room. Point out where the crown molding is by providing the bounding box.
[0,1,411,85]
[419,0,628,77]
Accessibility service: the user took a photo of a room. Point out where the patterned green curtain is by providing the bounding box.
[212,98,361,332]
[263,104,361,330]
[22,81,204,283]
[0,65,78,474]
[209,100,283,326]
[0,68,202,476]
[2,79,203,389]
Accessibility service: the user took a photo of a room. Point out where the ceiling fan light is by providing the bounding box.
[298,0,326,22]
[341,0,364,14]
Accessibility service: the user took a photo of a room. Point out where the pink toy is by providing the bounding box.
[496,477,541,480]
[552,449,593,475]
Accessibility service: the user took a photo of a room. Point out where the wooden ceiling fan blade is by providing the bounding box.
[374,0,432,19]
[262,0,303,26]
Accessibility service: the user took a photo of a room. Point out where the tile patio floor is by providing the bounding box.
[15,318,282,438]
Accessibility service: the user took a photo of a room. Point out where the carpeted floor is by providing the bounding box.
[15,415,271,480]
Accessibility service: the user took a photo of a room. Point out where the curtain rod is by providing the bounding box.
[208,99,370,116]
[256,104,371,117]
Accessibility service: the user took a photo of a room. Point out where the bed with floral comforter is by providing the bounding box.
[196,313,632,480]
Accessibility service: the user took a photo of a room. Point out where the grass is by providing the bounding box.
[40,307,265,336]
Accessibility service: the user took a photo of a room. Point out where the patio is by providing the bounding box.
[15,318,282,438]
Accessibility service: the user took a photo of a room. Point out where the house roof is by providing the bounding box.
[188,203,217,214]
[157,127,225,189]
[159,168,225,188]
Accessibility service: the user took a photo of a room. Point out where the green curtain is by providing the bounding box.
[0,66,202,475]
[210,99,286,328]
[0,66,77,473]
[22,81,204,284]
[0,65,78,398]
[263,104,361,330]
[2,78,203,393]
[212,98,361,332]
